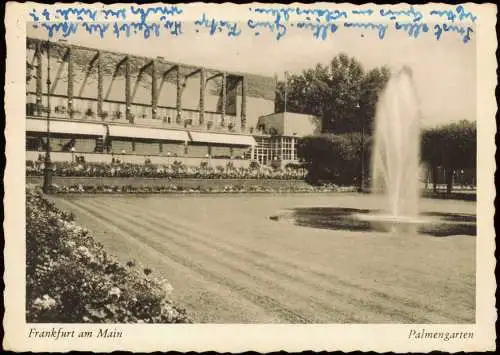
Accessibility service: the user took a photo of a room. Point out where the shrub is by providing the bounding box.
[183,119,193,128]
[298,133,371,185]
[55,105,67,114]
[26,187,191,323]
[249,161,260,170]
[285,162,304,169]
[112,111,122,120]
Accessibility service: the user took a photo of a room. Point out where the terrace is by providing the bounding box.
[26,37,255,135]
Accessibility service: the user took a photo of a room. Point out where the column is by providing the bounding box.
[67,46,74,119]
[241,75,247,131]
[125,57,132,123]
[36,41,43,116]
[221,72,226,127]
[199,68,205,125]
[281,136,284,163]
[97,51,103,118]
[151,60,157,120]
[46,42,52,116]
[176,66,182,124]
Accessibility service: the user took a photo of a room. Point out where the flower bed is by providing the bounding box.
[49,183,353,194]
[26,187,191,323]
[26,160,308,180]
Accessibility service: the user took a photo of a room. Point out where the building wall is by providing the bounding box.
[256,113,285,134]
[26,133,99,153]
[26,151,251,168]
[26,39,274,166]
[252,135,300,167]
[160,142,185,157]
[283,112,321,137]
[27,130,251,160]
[257,112,320,137]
[186,144,208,158]
[26,39,276,132]
[110,139,134,154]
[74,138,96,152]
[134,141,160,156]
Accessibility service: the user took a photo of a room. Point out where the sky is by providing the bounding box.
[27,18,477,127]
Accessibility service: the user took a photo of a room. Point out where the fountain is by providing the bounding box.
[269,66,476,237]
[356,66,428,232]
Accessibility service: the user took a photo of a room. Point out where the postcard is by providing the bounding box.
[3,2,497,352]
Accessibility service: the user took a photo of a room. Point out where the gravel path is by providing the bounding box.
[52,194,476,323]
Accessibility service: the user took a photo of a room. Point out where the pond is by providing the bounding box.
[270,207,476,237]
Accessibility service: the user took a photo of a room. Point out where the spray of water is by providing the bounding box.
[371,66,422,220]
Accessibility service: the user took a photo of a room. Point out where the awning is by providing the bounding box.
[108,125,189,142]
[189,131,256,146]
[26,119,106,136]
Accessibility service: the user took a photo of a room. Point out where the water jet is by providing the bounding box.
[269,67,475,237]
[356,66,425,231]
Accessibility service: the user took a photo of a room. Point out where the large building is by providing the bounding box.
[252,112,321,166]
[25,37,318,167]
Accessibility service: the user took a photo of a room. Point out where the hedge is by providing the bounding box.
[26,186,191,323]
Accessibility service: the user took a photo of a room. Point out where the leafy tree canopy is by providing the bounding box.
[298,133,372,185]
[421,119,476,170]
[421,119,476,193]
[275,53,390,134]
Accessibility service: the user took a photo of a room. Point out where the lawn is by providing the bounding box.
[50,193,476,323]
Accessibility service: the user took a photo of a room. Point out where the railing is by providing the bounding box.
[26,93,245,134]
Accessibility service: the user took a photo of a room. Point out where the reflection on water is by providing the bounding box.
[272,208,476,237]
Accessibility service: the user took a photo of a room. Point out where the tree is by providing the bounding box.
[275,64,330,121]
[359,66,391,135]
[275,53,390,134]
[421,120,476,193]
[298,133,372,185]
[421,127,444,192]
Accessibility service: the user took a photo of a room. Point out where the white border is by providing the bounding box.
[4,2,497,352]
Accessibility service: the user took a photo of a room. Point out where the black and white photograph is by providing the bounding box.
[4,2,497,353]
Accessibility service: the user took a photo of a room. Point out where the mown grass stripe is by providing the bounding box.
[70,199,316,323]
[105,196,468,323]
[80,198,445,323]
